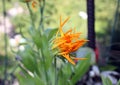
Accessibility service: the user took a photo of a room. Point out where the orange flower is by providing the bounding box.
[25,0,38,11]
[52,16,88,65]
[31,1,38,10]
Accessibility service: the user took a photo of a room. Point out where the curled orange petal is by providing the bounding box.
[71,57,87,60]
[52,16,88,65]
[63,54,75,65]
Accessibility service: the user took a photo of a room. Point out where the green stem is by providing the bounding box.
[2,0,8,84]
[38,48,49,85]
[54,57,58,85]
[41,53,49,84]
[26,2,35,28]
[39,0,45,31]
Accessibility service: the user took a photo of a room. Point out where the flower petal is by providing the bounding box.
[71,57,87,60]
[63,54,75,65]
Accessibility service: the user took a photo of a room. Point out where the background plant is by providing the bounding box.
[15,0,91,85]
[0,0,119,85]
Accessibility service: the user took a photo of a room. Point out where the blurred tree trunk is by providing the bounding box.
[87,0,95,50]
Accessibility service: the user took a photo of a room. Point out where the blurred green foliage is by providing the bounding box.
[102,76,120,85]
[0,0,118,84]
[0,0,117,55]
[16,27,91,84]
[102,76,113,85]
[0,0,116,64]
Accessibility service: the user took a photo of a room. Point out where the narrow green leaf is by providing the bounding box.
[48,28,58,41]
[44,28,57,40]
[33,73,46,85]
[106,77,113,85]
[41,34,53,69]
[47,67,55,85]
[71,54,91,84]
[102,76,112,85]
[19,46,39,74]
[62,63,73,79]
[117,80,120,85]
[102,76,107,85]
[29,28,42,48]
[16,71,35,85]
[100,65,117,71]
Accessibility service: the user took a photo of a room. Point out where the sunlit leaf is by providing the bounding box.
[16,71,35,85]
[71,54,90,84]
[19,46,39,74]
[102,76,112,85]
[117,80,120,85]
[40,34,53,69]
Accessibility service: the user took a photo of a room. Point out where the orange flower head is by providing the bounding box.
[24,0,38,11]
[52,16,88,65]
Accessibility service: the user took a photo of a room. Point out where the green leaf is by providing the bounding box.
[17,65,46,85]
[47,67,55,85]
[16,72,35,85]
[100,65,117,71]
[62,63,73,79]
[57,64,72,85]
[29,28,42,48]
[102,76,112,85]
[40,34,53,69]
[71,54,91,84]
[117,80,120,85]
[102,76,107,85]
[106,77,112,85]
[33,73,46,85]
[57,68,65,85]
[48,28,58,41]
[44,28,57,41]
[19,46,39,74]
